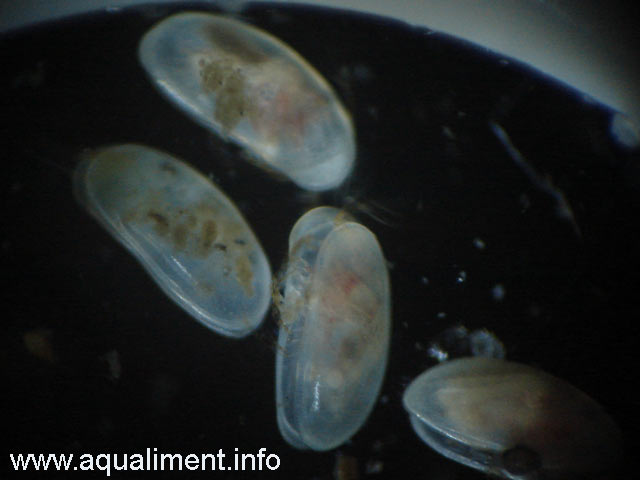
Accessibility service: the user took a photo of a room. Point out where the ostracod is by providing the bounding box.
[139,12,355,191]
[73,143,272,338]
[403,357,622,479]
[275,207,391,450]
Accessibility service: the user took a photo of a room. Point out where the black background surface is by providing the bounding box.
[2,2,638,478]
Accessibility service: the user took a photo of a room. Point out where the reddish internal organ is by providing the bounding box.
[139,12,355,191]
[403,357,622,479]
[275,207,391,451]
[73,144,272,338]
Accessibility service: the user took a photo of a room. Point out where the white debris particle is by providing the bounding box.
[427,344,448,362]
[442,125,455,139]
[491,283,506,302]
[469,329,506,359]
[611,112,640,149]
[102,349,122,381]
[365,460,384,474]
[353,63,373,82]
[473,237,486,250]
[490,121,581,237]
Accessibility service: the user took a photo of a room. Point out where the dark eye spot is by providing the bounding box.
[501,445,542,475]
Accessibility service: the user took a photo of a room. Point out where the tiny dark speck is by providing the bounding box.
[147,211,170,235]
[160,162,178,175]
[148,212,168,226]
[234,238,247,246]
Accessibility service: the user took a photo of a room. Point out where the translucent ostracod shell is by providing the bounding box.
[275,207,391,450]
[138,12,355,191]
[403,357,622,479]
[73,144,271,338]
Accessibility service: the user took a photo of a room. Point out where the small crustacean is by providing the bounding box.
[73,143,272,338]
[275,207,391,451]
[403,357,621,479]
[138,12,355,191]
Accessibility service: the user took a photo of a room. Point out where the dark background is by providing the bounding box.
[2,2,638,478]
